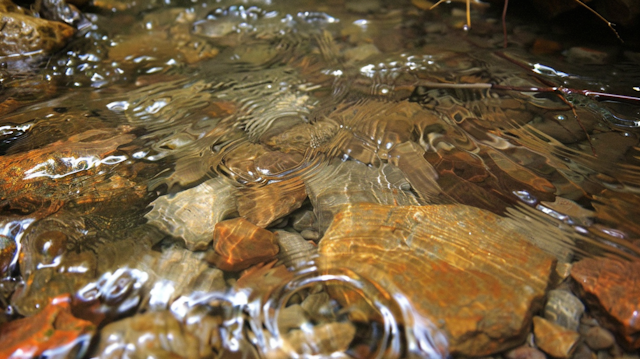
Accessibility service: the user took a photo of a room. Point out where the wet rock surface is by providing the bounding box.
[0,2,76,56]
[146,176,238,250]
[208,217,279,271]
[0,295,95,358]
[318,202,556,356]
[571,258,640,350]
[1,0,639,358]
[533,315,581,358]
[94,310,212,359]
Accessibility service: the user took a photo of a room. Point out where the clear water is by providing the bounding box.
[1,0,639,358]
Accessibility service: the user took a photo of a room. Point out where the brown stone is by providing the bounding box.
[209,218,279,271]
[0,11,75,56]
[318,203,555,357]
[504,345,546,359]
[238,176,307,228]
[0,295,95,358]
[584,326,616,350]
[533,316,581,358]
[571,257,640,350]
[95,311,212,358]
[0,128,136,214]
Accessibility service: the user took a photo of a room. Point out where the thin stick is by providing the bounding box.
[573,0,622,42]
[429,0,448,10]
[556,92,596,155]
[466,0,471,29]
[415,80,640,156]
[502,0,508,48]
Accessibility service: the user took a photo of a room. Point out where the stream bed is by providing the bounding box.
[1,0,640,358]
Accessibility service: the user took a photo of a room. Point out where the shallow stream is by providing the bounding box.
[1,0,640,358]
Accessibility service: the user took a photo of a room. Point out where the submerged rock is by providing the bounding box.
[0,127,140,215]
[238,176,307,228]
[0,4,76,56]
[94,310,212,359]
[544,289,585,331]
[12,214,158,317]
[533,316,581,358]
[0,295,95,358]
[318,203,556,356]
[208,217,279,271]
[305,160,420,233]
[285,322,356,356]
[146,176,238,251]
[571,257,640,350]
[137,245,227,311]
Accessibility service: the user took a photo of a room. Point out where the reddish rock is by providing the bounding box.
[0,295,95,358]
[318,203,556,357]
[238,176,307,228]
[209,218,279,271]
[504,345,546,359]
[533,316,580,358]
[571,257,640,350]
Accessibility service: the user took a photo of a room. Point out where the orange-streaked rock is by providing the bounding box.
[571,257,640,350]
[318,203,555,356]
[0,128,136,214]
[532,316,580,358]
[0,295,95,358]
[238,176,307,228]
[209,218,279,271]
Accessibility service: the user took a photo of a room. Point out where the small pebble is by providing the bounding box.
[544,289,584,331]
[585,327,615,350]
[564,47,609,65]
[504,345,546,359]
[292,210,317,232]
[554,262,572,281]
[572,343,596,359]
[300,229,320,241]
[271,218,289,228]
[533,316,581,359]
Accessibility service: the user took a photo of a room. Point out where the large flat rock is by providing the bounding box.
[318,203,555,356]
[571,257,640,350]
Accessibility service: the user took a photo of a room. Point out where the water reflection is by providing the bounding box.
[1,0,640,357]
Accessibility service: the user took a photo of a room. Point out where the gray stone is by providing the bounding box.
[300,229,320,241]
[572,343,595,359]
[274,230,316,266]
[584,327,615,350]
[544,289,585,331]
[291,210,317,232]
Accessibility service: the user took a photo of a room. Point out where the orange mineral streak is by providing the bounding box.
[571,257,640,350]
[319,203,555,356]
[0,295,95,358]
[210,218,280,271]
[0,128,136,214]
[238,176,308,228]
